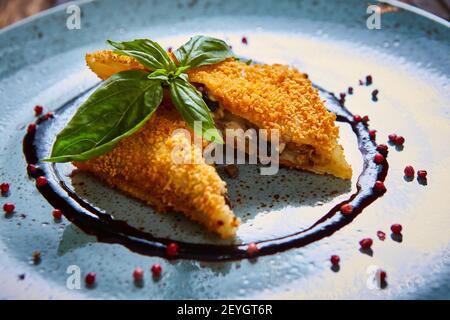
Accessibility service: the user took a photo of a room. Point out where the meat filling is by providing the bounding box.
[199,85,316,167]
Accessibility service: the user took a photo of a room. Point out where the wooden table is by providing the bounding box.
[0,0,54,28]
[1,0,449,29]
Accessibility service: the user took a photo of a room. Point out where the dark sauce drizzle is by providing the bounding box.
[23,85,388,262]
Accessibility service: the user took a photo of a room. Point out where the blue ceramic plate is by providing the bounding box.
[0,0,449,299]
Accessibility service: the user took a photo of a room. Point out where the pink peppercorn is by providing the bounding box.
[330,255,340,265]
[374,181,386,192]
[166,243,179,258]
[376,144,388,153]
[1,182,10,193]
[27,123,36,133]
[417,170,427,178]
[44,112,54,120]
[247,243,259,256]
[151,264,162,277]
[133,267,144,281]
[36,176,48,187]
[27,164,38,175]
[34,105,43,116]
[3,203,15,214]
[359,238,373,249]
[394,136,405,146]
[52,209,62,220]
[85,272,96,286]
[377,231,386,241]
[340,203,353,215]
[388,133,397,142]
[377,269,387,283]
[390,224,402,234]
[373,153,384,164]
[404,165,414,177]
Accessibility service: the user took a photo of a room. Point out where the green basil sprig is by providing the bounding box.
[107,39,177,72]
[174,35,234,69]
[45,71,163,162]
[45,35,232,163]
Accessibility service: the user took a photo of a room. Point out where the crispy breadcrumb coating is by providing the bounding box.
[74,104,239,238]
[86,50,351,178]
[81,49,352,237]
[84,51,240,238]
[86,50,146,80]
[188,60,352,179]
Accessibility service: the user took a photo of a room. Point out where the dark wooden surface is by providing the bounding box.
[402,0,450,20]
[0,0,449,29]
[0,0,55,28]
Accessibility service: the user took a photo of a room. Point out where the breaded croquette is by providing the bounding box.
[84,51,241,238]
[85,50,146,80]
[74,104,239,238]
[188,60,352,179]
[81,49,352,238]
[87,51,351,179]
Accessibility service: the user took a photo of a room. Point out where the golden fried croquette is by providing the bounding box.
[86,50,351,179]
[81,49,352,238]
[84,51,241,238]
[74,104,239,238]
[86,50,146,80]
[188,60,352,179]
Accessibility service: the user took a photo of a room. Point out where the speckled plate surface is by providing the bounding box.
[0,0,449,299]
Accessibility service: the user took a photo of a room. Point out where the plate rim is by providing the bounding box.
[0,0,449,300]
[0,0,449,38]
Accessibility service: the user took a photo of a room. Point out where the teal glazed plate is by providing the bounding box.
[0,0,449,299]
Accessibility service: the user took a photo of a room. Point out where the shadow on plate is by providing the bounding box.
[57,163,351,246]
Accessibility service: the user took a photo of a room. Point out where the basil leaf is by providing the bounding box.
[148,67,190,82]
[169,78,223,144]
[107,39,176,72]
[45,70,163,162]
[174,35,233,69]
[177,73,189,82]
[175,66,190,75]
[148,69,169,81]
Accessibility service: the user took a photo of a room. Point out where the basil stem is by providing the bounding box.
[169,78,223,144]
